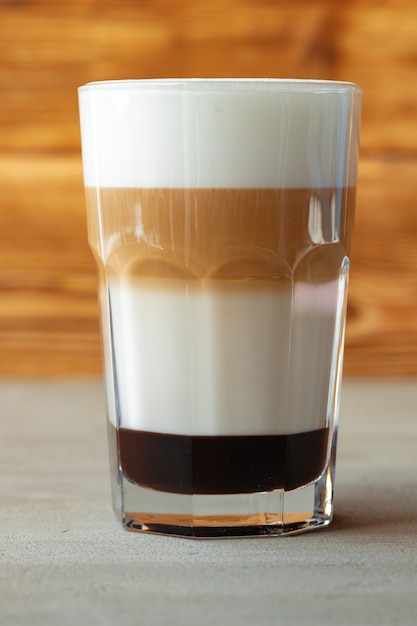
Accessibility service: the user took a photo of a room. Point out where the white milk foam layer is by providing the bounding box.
[108,278,341,436]
[79,79,361,189]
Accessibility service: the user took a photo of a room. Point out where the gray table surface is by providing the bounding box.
[1,380,417,625]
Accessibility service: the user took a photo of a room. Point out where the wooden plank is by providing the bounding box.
[346,157,417,376]
[1,151,416,377]
[0,0,416,377]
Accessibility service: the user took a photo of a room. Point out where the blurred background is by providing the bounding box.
[0,0,416,378]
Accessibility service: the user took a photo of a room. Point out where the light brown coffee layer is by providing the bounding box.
[85,187,354,281]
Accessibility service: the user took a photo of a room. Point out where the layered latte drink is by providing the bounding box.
[79,80,361,537]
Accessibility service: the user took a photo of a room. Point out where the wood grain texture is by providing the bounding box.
[0,0,416,377]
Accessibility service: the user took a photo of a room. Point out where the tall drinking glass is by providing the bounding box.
[78,79,361,537]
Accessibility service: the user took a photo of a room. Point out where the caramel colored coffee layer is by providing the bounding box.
[85,187,355,281]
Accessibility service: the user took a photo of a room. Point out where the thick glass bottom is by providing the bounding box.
[107,418,337,538]
[114,459,334,538]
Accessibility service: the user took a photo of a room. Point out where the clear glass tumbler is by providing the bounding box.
[78,79,361,537]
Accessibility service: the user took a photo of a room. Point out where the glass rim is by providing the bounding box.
[78,78,362,95]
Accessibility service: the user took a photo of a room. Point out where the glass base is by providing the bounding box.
[107,414,338,538]
[114,461,334,538]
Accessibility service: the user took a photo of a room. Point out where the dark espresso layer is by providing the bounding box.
[115,426,330,495]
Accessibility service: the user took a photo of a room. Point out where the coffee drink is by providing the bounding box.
[79,80,361,534]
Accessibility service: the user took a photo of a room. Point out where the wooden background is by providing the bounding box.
[0,0,416,378]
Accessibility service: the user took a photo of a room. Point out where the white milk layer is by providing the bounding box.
[107,278,342,436]
[79,79,361,189]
